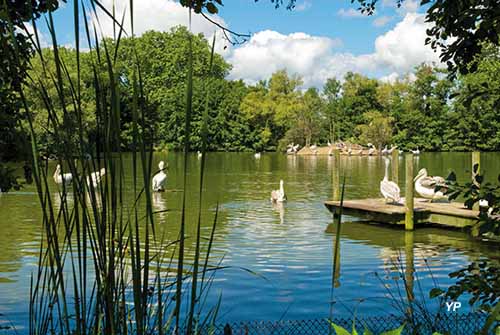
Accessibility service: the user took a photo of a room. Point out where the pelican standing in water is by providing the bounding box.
[411,147,420,155]
[53,164,73,186]
[152,161,167,192]
[270,179,286,202]
[380,157,401,204]
[414,168,447,201]
[254,152,261,159]
[367,143,376,156]
[87,167,106,188]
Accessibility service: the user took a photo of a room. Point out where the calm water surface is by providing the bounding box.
[0,152,499,329]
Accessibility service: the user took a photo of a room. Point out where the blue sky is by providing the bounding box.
[37,0,439,88]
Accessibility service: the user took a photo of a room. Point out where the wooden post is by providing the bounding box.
[332,149,341,201]
[405,153,414,231]
[472,151,481,182]
[391,149,399,183]
[404,231,415,316]
[472,151,481,210]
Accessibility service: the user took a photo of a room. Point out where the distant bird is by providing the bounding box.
[270,179,286,202]
[328,141,332,147]
[367,143,376,156]
[254,152,261,159]
[381,145,389,155]
[414,168,447,201]
[152,161,167,192]
[87,167,106,188]
[197,151,203,158]
[411,147,420,155]
[286,147,295,154]
[53,164,73,186]
[310,144,317,150]
[292,144,300,152]
[387,145,397,154]
[479,199,489,208]
[380,157,401,204]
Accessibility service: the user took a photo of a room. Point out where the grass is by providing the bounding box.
[6,1,221,334]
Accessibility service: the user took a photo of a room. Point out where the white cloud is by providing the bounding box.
[22,23,50,49]
[337,8,367,18]
[380,72,399,83]
[91,0,230,56]
[227,13,440,88]
[372,13,439,72]
[295,0,312,11]
[228,30,345,87]
[373,15,392,27]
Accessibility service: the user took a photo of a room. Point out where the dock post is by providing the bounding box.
[404,231,415,316]
[472,151,481,210]
[472,151,481,182]
[332,149,341,201]
[391,149,399,183]
[405,153,414,231]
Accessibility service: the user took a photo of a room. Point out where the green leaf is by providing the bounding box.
[328,320,352,335]
[430,287,444,298]
[380,324,405,335]
[362,327,374,335]
[206,2,218,14]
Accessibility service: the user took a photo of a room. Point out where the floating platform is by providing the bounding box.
[324,198,479,228]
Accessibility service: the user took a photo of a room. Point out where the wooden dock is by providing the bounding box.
[324,198,479,228]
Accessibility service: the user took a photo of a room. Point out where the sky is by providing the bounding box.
[37,0,441,88]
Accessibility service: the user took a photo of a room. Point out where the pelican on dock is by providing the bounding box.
[152,161,167,192]
[380,157,401,204]
[414,168,447,201]
[53,164,73,186]
[270,179,286,202]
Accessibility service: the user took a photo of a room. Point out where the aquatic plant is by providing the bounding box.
[328,319,405,335]
[3,1,223,334]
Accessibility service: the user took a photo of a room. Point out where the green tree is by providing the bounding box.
[356,111,394,149]
[0,0,60,161]
[323,77,342,143]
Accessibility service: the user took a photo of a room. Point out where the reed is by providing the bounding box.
[8,1,220,334]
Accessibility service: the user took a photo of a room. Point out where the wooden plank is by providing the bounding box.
[324,197,479,228]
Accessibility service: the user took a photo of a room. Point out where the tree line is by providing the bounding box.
[4,27,499,161]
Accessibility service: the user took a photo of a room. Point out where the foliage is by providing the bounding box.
[328,320,405,335]
[443,164,500,237]
[0,164,21,193]
[356,111,393,149]
[0,0,60,161]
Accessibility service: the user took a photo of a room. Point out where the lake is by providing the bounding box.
[0,152,499,331]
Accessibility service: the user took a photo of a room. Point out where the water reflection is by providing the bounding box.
[0,152,499,326]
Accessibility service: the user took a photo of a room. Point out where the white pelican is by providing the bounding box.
[388,145,397,154]
[310,144,317,150]
[197,151,202,158]
[53,164,73,186]
[380,157,401,204]
[254,152,261,159]
[286,147,295,155]
[270,179,286,202]
[411,147,420,155]
[367,143,376,156]
[292,144,300,152]
[381,145,389,155]
[152,161,167,192]
[414,168,447,201]
[87,167,106,188]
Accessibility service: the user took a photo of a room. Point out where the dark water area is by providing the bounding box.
[0,152,499,331]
